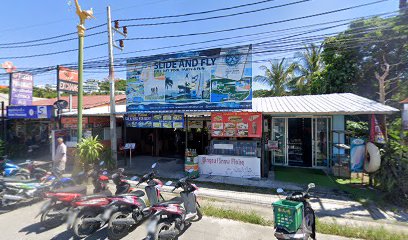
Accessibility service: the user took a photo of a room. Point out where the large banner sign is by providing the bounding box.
[211,112,262,138]
[198,155,261,179]
[125,113,184,128]
[10,72,33,106]
[58,66,78,94]
[7,105,53,119]
[126,45,252,112]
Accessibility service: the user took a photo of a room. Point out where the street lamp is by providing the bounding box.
[73,0,94,143]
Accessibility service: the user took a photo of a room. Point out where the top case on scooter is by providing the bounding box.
[180,192,197,214]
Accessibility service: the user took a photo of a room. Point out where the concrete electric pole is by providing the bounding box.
[107,6,127,167]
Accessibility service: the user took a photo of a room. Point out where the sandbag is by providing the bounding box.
[364,142,381,173]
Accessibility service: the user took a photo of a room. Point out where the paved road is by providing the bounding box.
[0,200,356,240]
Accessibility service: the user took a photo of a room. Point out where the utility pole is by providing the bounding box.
[74,0,94,144]
[107,5,127,167]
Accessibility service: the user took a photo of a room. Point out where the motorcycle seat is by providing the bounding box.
[80,193,111,200]
[53,185,87,194]
[118,190,145,197]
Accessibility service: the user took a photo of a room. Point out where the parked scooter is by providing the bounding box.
[106,163,165,240]
[273,183,316,240]
[0,156,24,178]
[0,180,50,207]
[66,169,140,238]
[145,169,202,240]
[38,161,112,229]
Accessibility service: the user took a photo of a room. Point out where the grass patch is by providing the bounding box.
[202,205,408,240]
[316,219,408,240]
[201,205,272,226]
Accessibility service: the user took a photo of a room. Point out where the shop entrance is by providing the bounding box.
[287,118,312,167]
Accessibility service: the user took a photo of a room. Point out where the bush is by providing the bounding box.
[77,136,104,168]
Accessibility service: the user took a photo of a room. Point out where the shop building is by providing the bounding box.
[61,93,398,179]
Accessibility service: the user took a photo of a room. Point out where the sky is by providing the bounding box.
[0,0,399,90]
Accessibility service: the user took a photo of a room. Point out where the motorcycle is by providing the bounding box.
[0,156,24,178]
[67,169,139,238]
[146,169,202,240]
[37,161,111,229]
[273,183,316,240]
[0,180,50,207]
[107,163,165,240]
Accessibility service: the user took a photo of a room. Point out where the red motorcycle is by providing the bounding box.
[67,171,142,239]
[107,163,165,240]
[146,169,202,240]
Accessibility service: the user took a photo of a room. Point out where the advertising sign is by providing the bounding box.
[58,66,78,94]
[198,155,260,179]
[126,45,252,112]
[10,72,33,105]
[350,138,365,173]
[7,105,53,119]
[211,112,262,138]
[187,120,204,129]
[125,113,184,128]
[403,103,408,130]
[61,117,88,129]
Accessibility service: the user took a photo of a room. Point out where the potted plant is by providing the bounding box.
[77,136,104,171]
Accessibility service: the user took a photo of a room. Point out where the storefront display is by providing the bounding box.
[211,112,262,138]
[185,148,199,178]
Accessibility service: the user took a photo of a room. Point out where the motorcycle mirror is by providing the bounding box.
[165,181,173,186]
[130,176,139,181]
[277,188,284,194]
[103,171,108,175]
[151,163,157,169]
[308,183,315,189]
[99,161,105,166]
[188,169,194,173]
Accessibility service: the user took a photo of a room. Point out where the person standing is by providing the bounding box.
[54,137,67,176]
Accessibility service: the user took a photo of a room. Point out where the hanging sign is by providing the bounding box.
[211,112,262,138]
[125,113,184,128]
[10,72,33,106]
[126,45,252,112]
[370,114,386,144]
[188,120,204,129]
[58,66,78,94]
[7,105,53,119]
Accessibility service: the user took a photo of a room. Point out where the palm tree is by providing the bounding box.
[294,43,324,94]
[254,58,296,96]
[165,77,173,89]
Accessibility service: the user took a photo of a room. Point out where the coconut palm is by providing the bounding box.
[165,77,173,89]
[254,58,297,96]
[294,43,324,94]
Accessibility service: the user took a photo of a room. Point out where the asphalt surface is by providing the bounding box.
[0,200,359,240]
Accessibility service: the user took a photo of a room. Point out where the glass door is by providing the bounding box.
[313,117,331,167]
[271,118,287,165]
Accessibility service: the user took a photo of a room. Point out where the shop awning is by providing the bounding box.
[61,93,399,117]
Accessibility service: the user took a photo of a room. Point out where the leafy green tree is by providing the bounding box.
[99,79,126,93]
[253,89,274,98]
[33,87,57,98]
[254,58,296,96]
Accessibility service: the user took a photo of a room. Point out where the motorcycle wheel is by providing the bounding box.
[154,221,174,240]
[107,211,131,240]
[40,204,66,229]
[303,207,315,240]
[73,210,101,238]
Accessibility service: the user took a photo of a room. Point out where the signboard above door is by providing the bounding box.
[7,105,53,119]
[211,112,262,138]
[125,113,184,128]
[126,45,252,112]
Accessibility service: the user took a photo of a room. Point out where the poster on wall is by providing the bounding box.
[350,138,365,172]
[198,155,261,179]
[125,113,184,128]
[10,72,33,106]
[211,112,262,138]
[126,45,252,112]
[58,66,78,94]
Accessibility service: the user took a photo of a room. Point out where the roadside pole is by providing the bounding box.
[107,5,127,168]
[56,65,62,129]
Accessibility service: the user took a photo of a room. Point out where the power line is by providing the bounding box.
[0,23,106,46]
[124,0,390,40]
[118,0,280,21]
[125,0,312,27]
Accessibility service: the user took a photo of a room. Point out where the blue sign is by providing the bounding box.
[7,105,53,119]
[126,45,252,112]
[125,113,184,128]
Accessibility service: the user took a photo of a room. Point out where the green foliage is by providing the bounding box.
[373,118,408,207]
[33,87,57,98]
[0,88,9,94]
[99,148,116,170]
[346,120,369,139]
[252,89,274,98]
[77,136,104,166]
[254,58,296,96]
[201,205,272,226]
[99,79,126,93]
